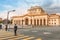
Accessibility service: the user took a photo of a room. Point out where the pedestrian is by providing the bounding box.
[5,25,8,31]
[0,24,2,30]
[14,24,18,36]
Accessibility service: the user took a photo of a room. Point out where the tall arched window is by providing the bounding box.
[34,19,36,25]
[22,20,24,25]
[44,19,45,25]
[30,19,32,25]
[37,19,39,25]
[40,19,42,26]
[25,18,28,25]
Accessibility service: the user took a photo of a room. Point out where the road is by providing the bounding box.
[7,26,60,40]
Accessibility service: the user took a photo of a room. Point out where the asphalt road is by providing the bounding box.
[8,26,60,40]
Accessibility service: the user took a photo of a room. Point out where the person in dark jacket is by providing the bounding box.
[5,25,8,31]
[14,24,18,36]
[0,24,2,30]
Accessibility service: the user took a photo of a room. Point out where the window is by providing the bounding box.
[49,20,50,21]
[55,23,56,24]
[49,23,50,24]
[30,19,32,25]
[52,19,53,21]
[52,23,53,24]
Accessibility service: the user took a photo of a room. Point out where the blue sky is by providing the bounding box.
[0,0,60,19]
[0,0,60,12]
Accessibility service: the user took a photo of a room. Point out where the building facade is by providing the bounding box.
[11,6,60,26]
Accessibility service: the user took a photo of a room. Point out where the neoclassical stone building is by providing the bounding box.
[11,6,60,26]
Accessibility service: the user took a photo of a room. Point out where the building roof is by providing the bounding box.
[24,12,48,16]
[12,6,48,18]
[24,6,48,16]
[28,6,42,10]
[11,16,23,18]
[49,13,60,18]
[28,6,45,13]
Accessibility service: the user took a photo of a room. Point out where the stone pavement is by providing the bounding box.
[0,30,42,40]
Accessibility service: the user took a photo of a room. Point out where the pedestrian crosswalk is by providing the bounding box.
[0,34,42,40]
[0,30,42,40]
[22,37,35,40]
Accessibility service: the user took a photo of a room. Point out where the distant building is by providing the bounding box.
[11,6,60,26]
[3,19,10,24]
[48,14,60,26]
[3,19,7,24]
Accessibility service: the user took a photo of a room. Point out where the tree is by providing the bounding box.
[0,21,3,23]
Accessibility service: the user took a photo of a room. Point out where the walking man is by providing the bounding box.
[5,25,8,31]
[14,24,18,36]
[0,24,2,30]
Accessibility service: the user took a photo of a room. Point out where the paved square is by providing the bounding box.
[0,30,42,40]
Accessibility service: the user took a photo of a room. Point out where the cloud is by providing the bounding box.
[0,5,28,20]
[3,5,15,10]
[50,0,60,8]
[0,0,60,19]
[0,11,7,19]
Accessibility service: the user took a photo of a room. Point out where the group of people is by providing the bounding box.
[0,24,18,36]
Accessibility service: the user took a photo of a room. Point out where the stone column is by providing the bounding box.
[20,20,22,25]
[32,19,34,25]
[21,19,23,25]
[23,20,25,25]
[12,20,14,25]
[39,19,40,26]
[19,20,20,25]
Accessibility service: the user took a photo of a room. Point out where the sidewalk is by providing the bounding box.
[0,30,42,40]
[0,30,22,40]
[0,30,14,36]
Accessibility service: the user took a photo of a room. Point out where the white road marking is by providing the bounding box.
[23,30,30,31]
[43,32,52,34]
[32,31,38,32]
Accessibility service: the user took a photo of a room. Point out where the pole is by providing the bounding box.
[7,12,9,25]
[6,10,15,31]
[6,12,9,31]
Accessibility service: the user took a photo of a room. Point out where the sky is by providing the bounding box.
[0,0,60,19]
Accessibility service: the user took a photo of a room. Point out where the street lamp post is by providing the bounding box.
[6,10,15,31]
